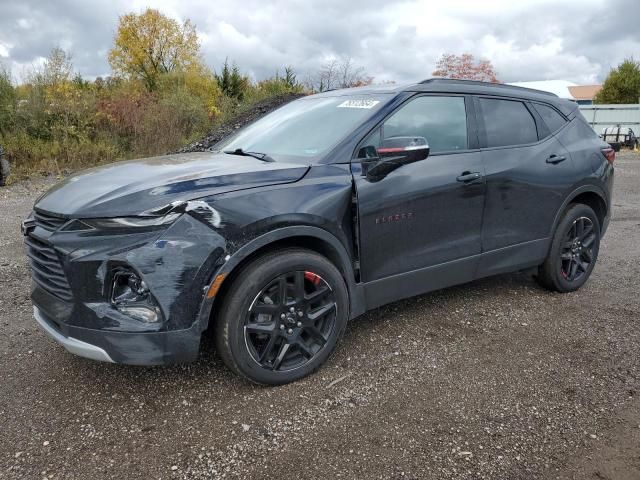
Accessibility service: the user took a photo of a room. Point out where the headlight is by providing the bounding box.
[61,213,180,233]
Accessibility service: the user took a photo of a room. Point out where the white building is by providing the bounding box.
[508,81,602,105]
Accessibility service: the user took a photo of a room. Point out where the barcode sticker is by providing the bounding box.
[337,99,380,109]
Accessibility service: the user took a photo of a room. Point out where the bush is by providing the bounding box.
[0,49,309,181]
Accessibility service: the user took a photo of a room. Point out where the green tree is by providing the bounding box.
[215,59,250,100]
[0,65,16,136]
[595,59,640,104]
[108,8,201,91]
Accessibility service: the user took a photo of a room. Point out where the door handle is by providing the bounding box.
[456,171,482,182]
[546,154,567,164]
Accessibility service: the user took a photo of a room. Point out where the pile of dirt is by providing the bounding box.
[174,93,305,154]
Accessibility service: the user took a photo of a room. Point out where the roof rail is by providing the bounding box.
[419,78,558,97]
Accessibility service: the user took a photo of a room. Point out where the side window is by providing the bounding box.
[358,96,468,157]
[479,98,538,148]
[532,103,567,134]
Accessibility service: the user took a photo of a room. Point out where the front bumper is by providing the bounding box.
[34,306,114,363]
[25,212,227,365]
[33,304,203,365]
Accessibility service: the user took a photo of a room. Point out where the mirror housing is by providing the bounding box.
[364,136,429,181]
[377,136,430,163]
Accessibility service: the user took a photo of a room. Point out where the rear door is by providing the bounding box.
[353,94,486,283]
[476,96,574,261]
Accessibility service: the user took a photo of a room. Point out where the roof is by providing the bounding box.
[568,85,602,100]
[507,80,578,99]
[309,78,577,115]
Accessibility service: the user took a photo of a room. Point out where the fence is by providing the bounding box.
[579,104,640,135]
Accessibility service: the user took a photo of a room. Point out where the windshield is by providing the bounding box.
[216,94,391,163]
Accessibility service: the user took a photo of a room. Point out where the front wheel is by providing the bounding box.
[536,203,601,293]
[215,248,349,385]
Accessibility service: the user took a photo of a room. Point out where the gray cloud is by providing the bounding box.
[0,0,637,84]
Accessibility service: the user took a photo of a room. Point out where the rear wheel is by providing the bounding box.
[215,248,348,385]
[536,204,600,293]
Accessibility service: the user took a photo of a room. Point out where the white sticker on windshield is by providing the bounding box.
[337,99,380,109]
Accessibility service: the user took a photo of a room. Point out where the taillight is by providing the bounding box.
[602,147,615,164]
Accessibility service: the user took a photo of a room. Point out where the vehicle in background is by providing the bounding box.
[23,79,615,385]
[601,126,638,151]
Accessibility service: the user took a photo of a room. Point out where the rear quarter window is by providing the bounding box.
[533,103,567,133]
[479,98,538,148]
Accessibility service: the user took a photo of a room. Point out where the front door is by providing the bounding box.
[353,95,486,283]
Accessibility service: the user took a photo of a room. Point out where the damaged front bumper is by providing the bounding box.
[26,209,227,365]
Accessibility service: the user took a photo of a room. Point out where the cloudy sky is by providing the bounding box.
[0,0,638,85]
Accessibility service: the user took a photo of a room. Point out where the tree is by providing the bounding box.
[108,8,201,91]
[0,65,16,135]
[432,53,499,83]
[215,59,250,100]
[306,57,372,92]
[594,59,640,104]
[42,47,74,86]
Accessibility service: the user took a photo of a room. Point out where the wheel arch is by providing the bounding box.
[203,226,365,332]
[550,185,608,237]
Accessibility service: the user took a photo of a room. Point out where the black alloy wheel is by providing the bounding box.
[559,217,596,282]
[244,271,337,371]
[536,203,601,293]
[215,248,348,385]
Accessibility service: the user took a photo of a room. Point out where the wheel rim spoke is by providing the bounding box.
[258,334,279,363]
[583,233,596,248]
[304,285,331,303]
[580,223,593,241]
[307,302,336,322]
[306,326,327,346]
[293,271,305,302]
[272,342,290,370]
[295,339,314,359]
[245,322,276,334]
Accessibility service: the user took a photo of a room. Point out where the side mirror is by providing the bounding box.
[377,136,430,163]
[363,136,429,181]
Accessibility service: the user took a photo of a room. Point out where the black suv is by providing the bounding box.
[24,79,615,384]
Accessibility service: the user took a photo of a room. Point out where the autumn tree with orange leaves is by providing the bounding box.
[432,53,500,83]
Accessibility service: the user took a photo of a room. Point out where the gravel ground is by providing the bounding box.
[1,152,639,480]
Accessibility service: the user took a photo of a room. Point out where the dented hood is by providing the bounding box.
[35,152,309,218]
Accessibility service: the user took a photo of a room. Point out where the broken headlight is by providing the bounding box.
[62,213,180,233]
[111,269,163,324]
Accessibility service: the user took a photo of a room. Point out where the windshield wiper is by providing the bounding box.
[223,148,275,163]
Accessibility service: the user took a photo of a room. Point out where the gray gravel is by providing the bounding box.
[1,152,639,480]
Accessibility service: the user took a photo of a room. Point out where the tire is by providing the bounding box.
[536,203,601,293]
[215,248,349,385]
[0,158,9,187]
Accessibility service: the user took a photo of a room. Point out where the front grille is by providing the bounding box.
[25,235,73,301]
[33,210,67,231]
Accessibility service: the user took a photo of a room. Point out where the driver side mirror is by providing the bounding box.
[377,136,430,163]
[362,136,430,181]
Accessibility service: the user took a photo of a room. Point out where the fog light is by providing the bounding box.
[116,305,159,323]
[111,269,162,323]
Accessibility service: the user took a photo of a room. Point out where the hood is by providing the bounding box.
[35,152,310,218]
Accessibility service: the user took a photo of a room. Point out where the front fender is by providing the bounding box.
[198,225,365,330]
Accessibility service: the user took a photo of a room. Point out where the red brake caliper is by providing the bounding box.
[304,271,321,286]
